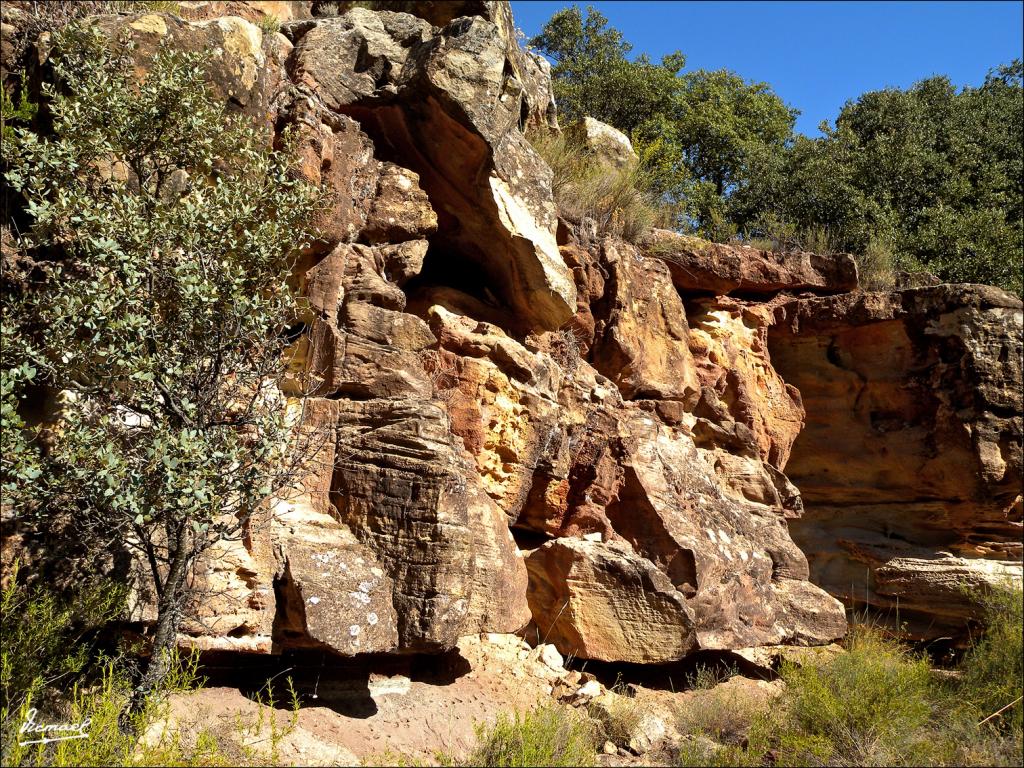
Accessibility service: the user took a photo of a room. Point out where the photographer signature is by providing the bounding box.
[18,708,91,746]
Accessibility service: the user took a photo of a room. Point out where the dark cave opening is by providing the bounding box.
[564,649,778,693]
[197,645,473,717]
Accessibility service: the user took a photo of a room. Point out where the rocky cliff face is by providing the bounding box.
[770,286,1023,641]
[2,0,1020,661]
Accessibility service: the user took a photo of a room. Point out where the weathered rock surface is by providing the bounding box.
[644,229,859,296]
[84,11,289,116]
[8,0,1021,670]
[565,116,639,170]
[587,240,700,402]
[526,538,698,664]
[287,5,575,331]
[770,285,1024,640]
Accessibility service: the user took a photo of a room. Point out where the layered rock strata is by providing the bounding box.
[769,286,1023,640]
[3,0,1020,664]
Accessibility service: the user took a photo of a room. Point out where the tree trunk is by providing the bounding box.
[120,523,191,734]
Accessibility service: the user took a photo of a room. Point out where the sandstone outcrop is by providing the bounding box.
[770,285,1024,640]
[4,0,1021,669]
[286,5,575,331]
[644,229,859,296]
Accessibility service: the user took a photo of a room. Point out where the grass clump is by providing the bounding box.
[0,572,308,767]
[466,703,597,767]
[256,14,282,35]
[587,679,641,748]
[528,126,664,243]
[777,627,935,765]
[102,0,182,13]
[960,585,1023,733]
[856,235,898,290]
[0,562,126,717]
[671,588,1024,766]
[675,683,764,747]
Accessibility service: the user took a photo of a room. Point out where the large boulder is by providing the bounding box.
[564,117,639,170]
[525,538,698,664]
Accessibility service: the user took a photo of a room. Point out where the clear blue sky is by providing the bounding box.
[510,1,1024,136]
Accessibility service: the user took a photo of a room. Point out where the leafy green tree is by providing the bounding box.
[528,5,686,136]
[672,68,797,201]
[2,25,317,715]
[738,61,1022,293]
[530,6,797,236]
[532,7,1021,293]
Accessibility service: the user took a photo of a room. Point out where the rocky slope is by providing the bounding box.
[1,0,1020,666]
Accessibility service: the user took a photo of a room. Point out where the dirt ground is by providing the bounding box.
[145,634,568,765]
[142,634,793,766]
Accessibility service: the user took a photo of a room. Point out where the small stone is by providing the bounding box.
[602,740,617,755]
[574,680,603,701]
[538,643,564,671]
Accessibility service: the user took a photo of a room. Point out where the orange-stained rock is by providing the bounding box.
[426,306,562,520]
[513,377,847,660]
[643,230,858,296]
[289,114,379,248]
[687,296,804,470]
[588,239,700,402]
[770,285,1024,641]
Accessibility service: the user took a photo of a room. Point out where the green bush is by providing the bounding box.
[779,627,934,765]
[960,586,1023,733]
[0,563,126,717]
[466,704,597,767]
[256,14,281,35]
[1,82,38,142]
[2,656,233,768]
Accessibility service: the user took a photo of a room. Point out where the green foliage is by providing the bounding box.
[530,5,796,235]
[671,610,1024,767]
[0,320,42,508]
[779,628,935,764]
[104,1,183,13]
[528,5,685,137]
[736,61,1024,294]
[466,704,597,767]
[256,14,281,35]
[675,684,762,746]
[667,68,796,225]
[685,663,738,692]
[588,680,641,748]
[855,235,909,291]
[2,22,317,699]
[1,83,38,143]
[960,585,1024,733]
[0,564,126,717]
[533,6,1021,292]
[2,656,232,768]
